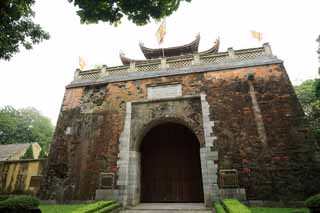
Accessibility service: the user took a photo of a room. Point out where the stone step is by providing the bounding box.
[120,203,213,213]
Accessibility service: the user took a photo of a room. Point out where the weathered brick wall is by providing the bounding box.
[40,63,320,201]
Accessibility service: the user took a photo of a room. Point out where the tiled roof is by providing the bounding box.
[0,143,30,161]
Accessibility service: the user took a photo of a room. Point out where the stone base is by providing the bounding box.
[219,188,247,201]
[95,189,121,202]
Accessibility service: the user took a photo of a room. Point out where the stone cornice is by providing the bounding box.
[66,56,283,88]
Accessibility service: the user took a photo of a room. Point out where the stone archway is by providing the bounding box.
[140,122,204,202]
[116,95,219,207]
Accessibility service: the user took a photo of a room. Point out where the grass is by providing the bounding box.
[214,202,227,213]
[39,200,120,213]
[39,204,86,213]
[214,200,310,213]
[95,203,121,213]
[222,199,251,213]
[72,200,118,213]
[250,207,310,213]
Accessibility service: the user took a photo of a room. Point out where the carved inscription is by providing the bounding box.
[147,84,182,99]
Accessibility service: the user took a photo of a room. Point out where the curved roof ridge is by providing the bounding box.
[199,37,220,55]
[139,34,200,59]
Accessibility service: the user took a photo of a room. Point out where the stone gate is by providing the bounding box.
[40,36,320,206]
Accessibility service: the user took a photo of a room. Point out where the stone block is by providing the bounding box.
[95,189,116,200]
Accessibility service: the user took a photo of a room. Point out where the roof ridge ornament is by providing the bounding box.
[139,34,201,59]
[120,35,220,65]
[199,37,220,55]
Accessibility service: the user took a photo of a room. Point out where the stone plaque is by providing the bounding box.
[219,169,239,188]
[147,84,182,99]
[29,175,42,188]
[99,173,115,189]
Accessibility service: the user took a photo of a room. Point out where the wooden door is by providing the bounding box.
[140,123,203,202]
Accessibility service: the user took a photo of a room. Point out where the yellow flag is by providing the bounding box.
[251,30,263,41]
[156,19,166,45]
[79,56,86,70]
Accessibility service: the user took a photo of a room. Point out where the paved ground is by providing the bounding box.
[120,203,213,213]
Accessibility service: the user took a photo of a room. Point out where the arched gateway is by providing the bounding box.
[140,122,204,202]
[114,96,218,207]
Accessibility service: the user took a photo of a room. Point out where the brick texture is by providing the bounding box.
[40,63,320,202]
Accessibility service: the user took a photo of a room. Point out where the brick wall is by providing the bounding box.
[40,63,320,201]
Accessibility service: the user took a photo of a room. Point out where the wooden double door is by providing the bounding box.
[140,123,204,202]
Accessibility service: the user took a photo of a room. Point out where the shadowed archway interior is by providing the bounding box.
[140,122,204,202]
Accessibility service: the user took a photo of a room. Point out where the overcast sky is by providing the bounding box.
[0,0,319,124]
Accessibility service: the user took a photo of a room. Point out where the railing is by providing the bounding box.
[74,43,273,81]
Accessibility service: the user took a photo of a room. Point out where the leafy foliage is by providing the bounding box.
[38,148,47,158]
[20,144,34,159]
[251,208,310,213]
[317,35,320,62]
[305,193,320,208]
[315,79,320,98]
[0,0,50,60]
[0,195,39,209]
[295,79,320,143]
[1,0,188,59]
[214,202,227,213]
[221,199,251,213]
[68,0,192,25]
[0,195,10,202]
[39,204,86,213]
[95,203,120,213]
[72,200,117,213]
[0,106,54,152]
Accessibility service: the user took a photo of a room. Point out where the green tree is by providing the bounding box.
[295,79,320,142]
[68,0,191,25]
[0,106,54,152]
[317,35,320,62]
[20,145,34,159]
[1,0,189,60]
[0,0,50,60]
[38,148,47,158]
[316,79,320,98]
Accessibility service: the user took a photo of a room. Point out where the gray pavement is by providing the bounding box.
[120,203,213,213]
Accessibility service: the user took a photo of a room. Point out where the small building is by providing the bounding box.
[41,35,320,206]
[0,143,45,195]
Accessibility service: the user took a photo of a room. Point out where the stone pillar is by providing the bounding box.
[129,62,136,73]
[200,94,219,207]
[160,58,167,69]
[127,151,141,206]
[74,69,81,80]
[263,43,272,56]
[101,65,109,77]
[228,48,236,59]
[192,53,200,65]
[116,102,132,206]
